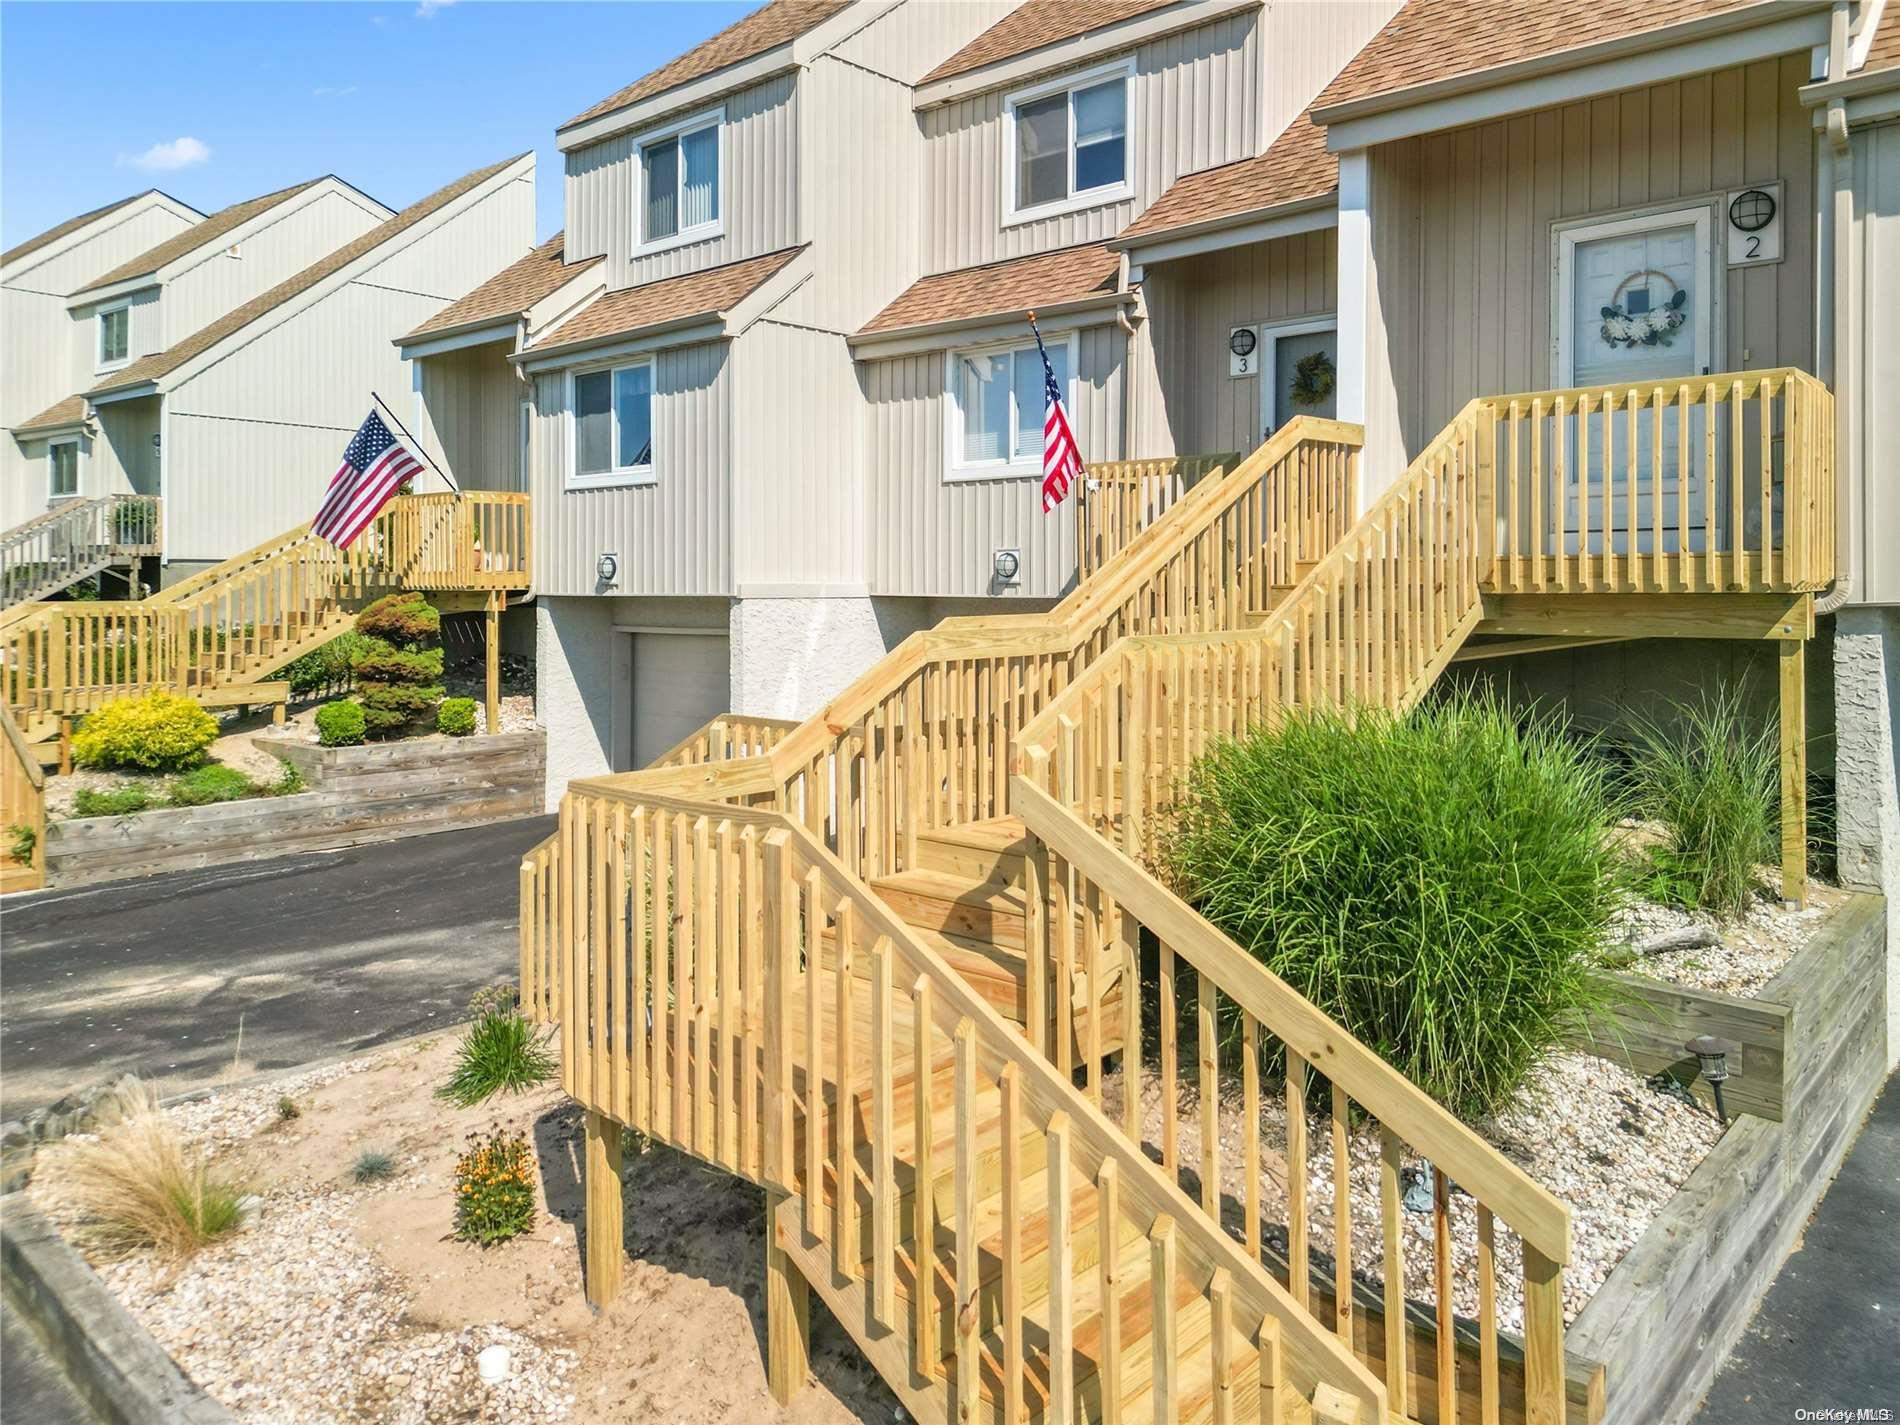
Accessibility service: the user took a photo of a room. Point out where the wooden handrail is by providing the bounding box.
[648,713,801,769]
[1074,452,1237,576]
[1,701,46,888]
[521,781,1388,1418]
[1,494,162,608]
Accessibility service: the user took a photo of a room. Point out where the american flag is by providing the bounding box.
[313,409,422,549]
[1033,317,1085,513]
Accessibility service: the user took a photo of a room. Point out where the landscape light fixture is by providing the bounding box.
[1685,1035,1739,1124]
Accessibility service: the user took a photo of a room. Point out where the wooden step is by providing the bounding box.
[914,816,1029,886]
[872,868,1028,950]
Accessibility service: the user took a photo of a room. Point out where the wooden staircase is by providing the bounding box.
[0,495,162,609]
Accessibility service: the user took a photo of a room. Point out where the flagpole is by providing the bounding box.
[370,390,462,496]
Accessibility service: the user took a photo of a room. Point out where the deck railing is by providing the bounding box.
[1,702,46,890]
[1,494,162,607]
[1477,368,1835,595]
[3,491,530,734]
[650,714,801,769]
[1075,454,1237,577]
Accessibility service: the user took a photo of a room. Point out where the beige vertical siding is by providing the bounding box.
[921,11,1261,273]
[529,342,732,598]
[827,0,1017,85]
[1370,56,1817,460]
[861,322,1125,598]
[731,318,862,588]
[414,341,524,493]
[160,188,386,342]
[163,172,535,560]
[1139,228,1338,455]
[565,73,799,291]
[66,288,162,394]
[1260,0,1404,141]
[1846,117,1900,607]
[91,398,161,498]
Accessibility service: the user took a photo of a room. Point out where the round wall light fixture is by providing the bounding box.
[596,552,620,586]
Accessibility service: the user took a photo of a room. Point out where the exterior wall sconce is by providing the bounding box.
[596,552,619,587]
[992,548,1021,585]
[1686,1034,1740,1124]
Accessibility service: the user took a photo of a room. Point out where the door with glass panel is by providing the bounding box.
[1555,208,1712,556]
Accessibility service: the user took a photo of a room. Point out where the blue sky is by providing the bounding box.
[1,0,752,250]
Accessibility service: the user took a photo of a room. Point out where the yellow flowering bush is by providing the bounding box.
[452,1128,536,1245]
[72,691,218,772]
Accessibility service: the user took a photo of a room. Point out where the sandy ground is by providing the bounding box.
[28,1038,898,1425]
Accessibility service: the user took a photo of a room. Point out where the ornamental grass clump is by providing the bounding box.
[1167,693,1622,1122]
[1622,686,1779,917]
[437,1010,555,1108]
[452,1128,537,1245]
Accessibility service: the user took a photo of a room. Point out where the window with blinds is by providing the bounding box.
[638,109,723,252]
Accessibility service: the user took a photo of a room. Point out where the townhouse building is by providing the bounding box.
[3,156,535,586]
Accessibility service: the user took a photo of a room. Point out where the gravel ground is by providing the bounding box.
[1101,1045,1723,1332]
[1610,873,1845,998]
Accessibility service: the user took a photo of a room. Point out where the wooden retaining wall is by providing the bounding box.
[1566,894,1888,1425]
[44,731,544,888]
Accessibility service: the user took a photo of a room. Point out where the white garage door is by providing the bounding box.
[629,631,730,770]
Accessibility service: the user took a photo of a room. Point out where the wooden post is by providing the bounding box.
[272,700,286,728]
[765,1188,810,1405]
[583,1108,624,1310]
[1780,639,1807,908]
[484,589,502,735]
[57,718,71,777]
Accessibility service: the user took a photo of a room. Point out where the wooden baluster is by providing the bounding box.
[1435,1168,1456,1424]
[1678,384,1694,591]
[1705,383,1720,588]
[672,816,692,1143]
[696,820,717,1159]
[1732,380,1748,591]
[1760,377,1776,588]
[1099,1160,1123,1425]
[1000,1063,1024,1425]
[1332,1082,1352,1344]
[1086,878,1105,1105]
[630,809,650,1133]
[611,804,630,1126]
[718,820,739,1167]
[804,872,825,1240]
[1047,1112,1075,1425]
[871,937,897,1328]
[912,976,938,1377]
[1286,1049,1308,1310]
[1026,838,1049,1058]
[954,1018,980,1425]
[1256,1317,1281,1425]
[1159,943,1178,1179]
[652,811,672,1141]
[739,826,760,1173]
[1523,1244,1566,1425]
[1150,1215,1177,1425]
[834,901,858,1277]
[1198,974,1219,1220]
[1240,1014,1261,1263]
[1209,1268,1234,1425]
[1380,1128,1407,1417]
[1477,1205,1500,1425]
[1122,909,1142,1145]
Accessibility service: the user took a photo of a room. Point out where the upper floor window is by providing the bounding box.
[97,305,130,370]
[946,335,1073,480]
[1005,62,1133,223]
[638,108,723,254]
[569,359,654,489]
[49,440,79,499]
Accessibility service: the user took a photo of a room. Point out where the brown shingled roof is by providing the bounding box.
[13,394,90,434]
[90,154,527,397]
[527,246,805,353]
[1118,118,1334,244]
[78,180,325,293]
[2,192,158,270]
[856,242,1121,337]
[1314,0,1778,115]
[921,0,1180,85]
[562,1,848,133]
[402,234,603,343]
[1861,3,1900,75]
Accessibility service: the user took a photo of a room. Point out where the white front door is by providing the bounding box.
[1555,207,1713,554]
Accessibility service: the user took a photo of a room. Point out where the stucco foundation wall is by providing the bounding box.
[729,595,887,721]
[1832,606,1900,1068]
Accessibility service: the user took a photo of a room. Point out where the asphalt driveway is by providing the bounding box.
[0,815,555,1121]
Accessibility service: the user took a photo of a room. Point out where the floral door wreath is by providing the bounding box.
[1289,349,1336,407]
[1599,269,1688,349]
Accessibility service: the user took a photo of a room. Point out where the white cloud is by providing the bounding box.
[415,0,456,15]
[117,137,211,172]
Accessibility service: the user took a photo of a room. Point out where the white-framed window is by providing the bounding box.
[945,333,1076,481]
[1003,60,1133,224]
[567,358,655,489]
[48,439,80,499]
[636,106,724,255]
[96,304,131,371]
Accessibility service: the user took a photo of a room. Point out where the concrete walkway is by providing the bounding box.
[0,815,554,1120]
[1695,1071,1900,1420]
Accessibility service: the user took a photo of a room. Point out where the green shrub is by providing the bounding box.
[352,1150,397,1184]
[352,594,442,738]
[167,763,256,807]
[72,785,156,818]
[436,1011,555,1108]
[437,697,477,737]
[452,1128,536,1246]
[314,700,366,747]
[278,631,369,697]
[1623,686,1778,916]
[72,691,218,772]
[266,758,305,796]
[8,823,37,866]
[1167,694,1621,1121]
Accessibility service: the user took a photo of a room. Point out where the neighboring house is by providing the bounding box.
[9,155,534,581]
[406,0,1397,791]
[2,190,204,517]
